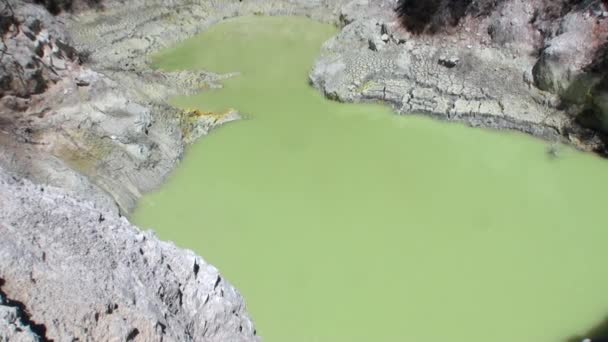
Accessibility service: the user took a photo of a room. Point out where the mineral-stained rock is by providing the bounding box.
[0,167,259,342]
[3,0,608,340]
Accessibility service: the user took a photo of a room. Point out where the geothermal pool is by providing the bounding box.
[133,16,608,342]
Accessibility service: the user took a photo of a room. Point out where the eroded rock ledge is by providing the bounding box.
[310,0,608,154]
[0,168,258,342]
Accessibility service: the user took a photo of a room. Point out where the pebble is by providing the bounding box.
[438,56,460,68]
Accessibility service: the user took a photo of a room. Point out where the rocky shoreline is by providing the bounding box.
[3,0,606,215]
[310,0,608,154]
[2,0,608,340]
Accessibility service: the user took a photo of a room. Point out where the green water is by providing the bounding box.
[133,16,608,342]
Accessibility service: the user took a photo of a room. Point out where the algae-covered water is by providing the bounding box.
[133,16,608,342]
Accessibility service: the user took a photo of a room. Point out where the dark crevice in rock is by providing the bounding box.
[193,261,200,278]
[0,0,18,35]
[105,303,118,314]
[0,278,52,341]
[155,321,166,334]
[126,328,140,341]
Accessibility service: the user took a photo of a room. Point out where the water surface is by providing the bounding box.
[133,16,608,342]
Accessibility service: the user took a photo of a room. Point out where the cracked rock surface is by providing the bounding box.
[311,0,608,153]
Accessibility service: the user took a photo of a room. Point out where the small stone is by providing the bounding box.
[438,56,459,68]
[368,39,377,51]
[381,34,389,42]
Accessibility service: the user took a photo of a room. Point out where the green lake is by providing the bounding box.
[132,16,608,342]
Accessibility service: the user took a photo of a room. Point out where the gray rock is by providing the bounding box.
[0,1,76,99]
[486,0,542,55]
[0,293,41,342]
[0,167,259,342]
[532,12,598,99]
[310,0,608,152]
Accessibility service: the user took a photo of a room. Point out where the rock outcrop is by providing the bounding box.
[0,0,351,215]
[0,291,41,342]
[0,167,258,342]
[311,0,608,154]
[3,0,608,340]
[0,1,74,100]
[0,0,240,215]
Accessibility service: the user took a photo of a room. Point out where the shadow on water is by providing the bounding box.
[565,317,608,342]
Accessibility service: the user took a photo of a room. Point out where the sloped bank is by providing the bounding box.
[0,168,257,341]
